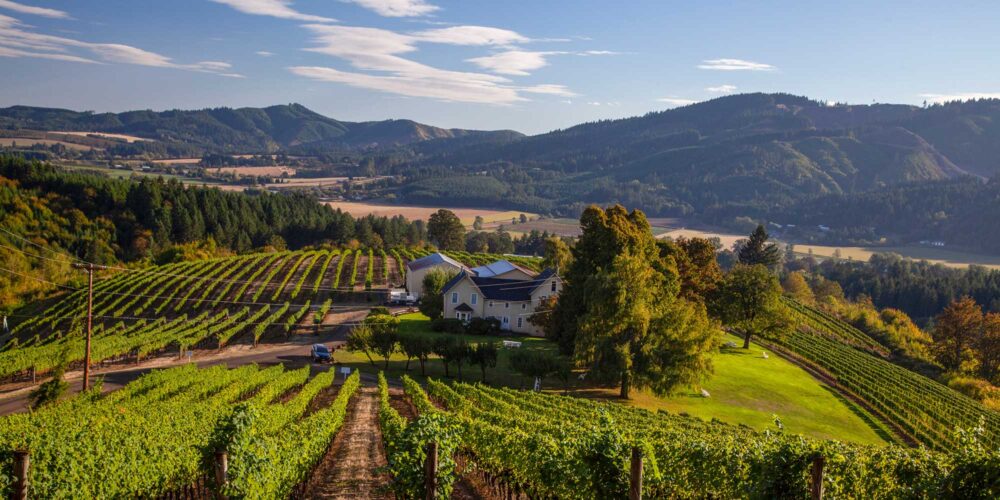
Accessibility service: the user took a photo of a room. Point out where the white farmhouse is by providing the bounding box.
[441,268,562,336]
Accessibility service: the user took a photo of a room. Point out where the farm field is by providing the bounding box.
[207,166,297,176]
[0,138,91,150]
[57,163,223,186]
[325,201,535,224]
[150,157,201,164]
[57,131,151,142]
[793,243,1000,269]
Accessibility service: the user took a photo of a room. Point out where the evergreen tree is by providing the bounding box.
[737,225,782,268]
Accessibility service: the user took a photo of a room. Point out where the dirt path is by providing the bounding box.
[303,385,393,499]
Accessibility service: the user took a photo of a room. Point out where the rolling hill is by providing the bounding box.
[401,94,1000,216]
[0,103,522,154]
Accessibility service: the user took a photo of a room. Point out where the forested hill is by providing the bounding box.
[0,103,522,154]
[400,93,1000,216]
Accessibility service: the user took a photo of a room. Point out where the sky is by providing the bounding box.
[0,0,998,135]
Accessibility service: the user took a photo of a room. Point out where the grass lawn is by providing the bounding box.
[574,334,890,446]
[336,313,889,446]
[331,312,560,388]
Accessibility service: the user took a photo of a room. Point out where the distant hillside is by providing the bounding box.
[0,103,522,154]
[398,93,1000,217]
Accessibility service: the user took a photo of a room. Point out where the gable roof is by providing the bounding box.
[455,303,474,312]
[443,268,560,302]
[406,252,466,272]
[470,259,537,278]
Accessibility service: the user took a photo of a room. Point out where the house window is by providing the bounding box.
[551,281,557,292]
[471,293,478,305]
[521,303,527,310]
[517,317,523,328]
[504,302,509,309]
[489,301,494,307]
[451,292,458,304]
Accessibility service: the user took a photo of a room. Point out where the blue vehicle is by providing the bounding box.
[311,343,331,363]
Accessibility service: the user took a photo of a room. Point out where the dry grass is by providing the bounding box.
[57,131,151,143]
[150,158,202,165]
[207,166,297,177]
[324,201,531,224]
[0,138,92,150]
[795,244,1000,270]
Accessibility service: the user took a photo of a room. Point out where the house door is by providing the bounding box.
[501,316,510,330]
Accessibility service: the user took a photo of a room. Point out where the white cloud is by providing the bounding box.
[289,65,523,104]
[705,84,737,93]
[410,26,529,46]
[698,58,774,71]
[920,92,1000,104]
[0,0,69,19]
[294,23,573,104]
[256,50,274,56]
[0,14,241,76]
[210,0,335,22]
[343,0,439,17]
[656,97,697,107]
[519,84,576,97]
[467,50,562,76]
[579,50,618,56]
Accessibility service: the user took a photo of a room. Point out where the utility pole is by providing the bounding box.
[72,263,101,391]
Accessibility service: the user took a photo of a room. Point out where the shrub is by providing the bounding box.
[464,317,501,336]
[431,318,465,334]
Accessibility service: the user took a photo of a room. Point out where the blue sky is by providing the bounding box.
[0,0,998,134]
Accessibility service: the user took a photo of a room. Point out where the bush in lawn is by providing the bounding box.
[464,317,501,336]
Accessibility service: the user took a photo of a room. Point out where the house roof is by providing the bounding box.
[406,252,466,272]
[443,268,560,302]
[455,303,474,312]
[470,260,537,278]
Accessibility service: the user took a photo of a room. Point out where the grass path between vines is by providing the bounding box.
[303,385,393,499]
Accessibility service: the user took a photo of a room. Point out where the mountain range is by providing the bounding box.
[4,94,1000,247]
[0,103,523,153]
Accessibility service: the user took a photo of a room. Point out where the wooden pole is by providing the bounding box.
[12,450,29,500]
[629,446,643,500]
[72,263,99,391]
[424,441,438,500]
[214,450,228,499]
[810,455,825,500]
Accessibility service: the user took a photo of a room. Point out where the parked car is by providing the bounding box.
[311,343,331,363]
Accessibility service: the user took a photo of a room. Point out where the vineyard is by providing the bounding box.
[775,299,1000,451]
[0,363,360,498]
[373,372,998,499]
[0,248,540,382]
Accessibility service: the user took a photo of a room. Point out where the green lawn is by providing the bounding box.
[592,334,891,446]
[336,314,889,446]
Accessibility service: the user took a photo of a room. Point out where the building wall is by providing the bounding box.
[442,274,564,337]
[442,278,485,318]
[406,263,464,299]
[491,268,535,281]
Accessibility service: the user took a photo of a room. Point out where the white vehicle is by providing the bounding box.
[388,289,417,306]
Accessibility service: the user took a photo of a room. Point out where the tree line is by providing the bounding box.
[0,155,430,311]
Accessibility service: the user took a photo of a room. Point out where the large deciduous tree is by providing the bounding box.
[737,225,782,268]
[554,205,718,399]
[428,209,465,250]
[713,264,794,349]
[933,296,983,373]
[542,236,573,273]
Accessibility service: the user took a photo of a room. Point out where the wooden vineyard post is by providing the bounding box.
[629,446,643,500]
[424,441,438,500]
[12,450,29,500]
[214,450,228,499]
[810,455,825,500]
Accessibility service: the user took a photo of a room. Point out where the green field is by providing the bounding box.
[335,314,886,445]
